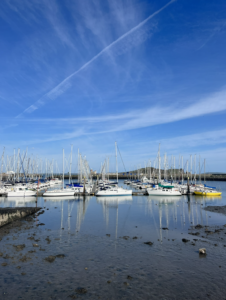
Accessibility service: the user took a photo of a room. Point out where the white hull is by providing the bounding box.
[147,188,181,196]
[43,190,75,197]
[96,187,132,197]
[7,191,36,197]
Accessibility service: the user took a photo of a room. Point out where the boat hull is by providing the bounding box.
[147,188,181,196]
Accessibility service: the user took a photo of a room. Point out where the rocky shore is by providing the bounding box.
[0,207,41,227]
[204,205,226,215]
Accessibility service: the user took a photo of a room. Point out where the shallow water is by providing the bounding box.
[0,180,226,299]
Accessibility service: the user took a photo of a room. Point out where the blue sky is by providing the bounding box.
[0,0,226,173]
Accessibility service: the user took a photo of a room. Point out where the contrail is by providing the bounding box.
[16,0,176,118]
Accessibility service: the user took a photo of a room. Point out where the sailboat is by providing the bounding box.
[96,142,132,197]
[43,149,75,197]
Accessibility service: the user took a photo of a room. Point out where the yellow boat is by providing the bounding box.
[194,191,222,196]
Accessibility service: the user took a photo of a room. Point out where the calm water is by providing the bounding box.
[0,180,226,299]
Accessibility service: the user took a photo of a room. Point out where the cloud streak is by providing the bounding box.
[15,88,226,145]
[16,0,176,118]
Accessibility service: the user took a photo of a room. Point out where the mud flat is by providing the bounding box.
[0,207,41,228]
[204,205,226,215]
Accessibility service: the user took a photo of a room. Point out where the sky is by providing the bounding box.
[0,0,226,173]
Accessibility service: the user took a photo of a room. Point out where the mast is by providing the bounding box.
[194,154,196,184]
[78,148,79,183]
[181,156,183,184]
[190,155,192,184]
[69,144,73,184]
[204,159,206,183]
[63,148,64,189]
[199,155,201,183]
[158,144,161,182]
[115,142,118,184]
[14,148,15,183]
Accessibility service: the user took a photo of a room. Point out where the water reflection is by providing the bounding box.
[97,196,133,239]
[0,196,37,207]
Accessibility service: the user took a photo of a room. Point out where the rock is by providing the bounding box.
[1,263,7,266]
[190,232,200,236]
[56,254,65,258]
[214,244,218,246]
[27,236,34,240]
[106,234,111,237]
[123,282,129,286]
[45,255,56,263]
[75,288,87,294]
[16,266,21,269]
[144,241,153,246]
[33,243,39,247]
[39,248,45,251]
[107,280,111,284]
[19,255,30,262]
[127,275,133,280]
[38,223,45,226]
[199,248,206,255]
[195,224,203,229]
[162,227,168,230]
[182,239,190,243]
[13,244,26,251]
[21,272,26,275]
[45,237,51,244]
[132,236,138,239]
[123,236,129,240]
[68,295,77,299]
[0,252,3,257]
[28,250,36,253]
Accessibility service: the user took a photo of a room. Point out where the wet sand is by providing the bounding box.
[0,202,226,299]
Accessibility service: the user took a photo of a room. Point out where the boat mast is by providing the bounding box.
[63,148,64,189]
[181,156,183,184]
[204,159,206,183]
[115,142,118,184]
[199,155,201,183]
[78,148,79,183]
[158,144,161,182]
[190,155,192,184]
[194,154,196,184]
[69,144,73,184]
[14,148,15,183]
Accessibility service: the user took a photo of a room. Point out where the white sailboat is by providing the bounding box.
[147,184,181,196]
[43,149,75,197]
[96,142,132,197]
[7,185,36,197]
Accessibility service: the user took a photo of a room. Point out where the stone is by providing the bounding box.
[123,236,129,240]
[45,255,56,263]
[127,275,133,280]
[199,248,206,255]
[107,280,111,284]
[13,244,25,251]
[144,241,153,246]
[132,236,138,239]
[106,234,111,237]
[195,224,203,229]
[124,282,129,286]
[162,227,168,230]
[75,288,87,294]
[182,239,190,243]
[33,243,39,247]
[21,272,26,275]
[1,263,7,266]
[68,295,77,299]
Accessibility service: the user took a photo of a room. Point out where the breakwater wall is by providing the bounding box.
[0,207,41,227]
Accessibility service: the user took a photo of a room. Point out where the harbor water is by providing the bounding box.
[0,180,226,299]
